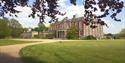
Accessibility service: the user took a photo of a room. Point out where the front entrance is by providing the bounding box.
[56,30,66,39]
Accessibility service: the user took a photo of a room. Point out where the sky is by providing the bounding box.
[4,0,125,34]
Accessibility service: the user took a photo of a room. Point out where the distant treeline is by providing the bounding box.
[0,18,25,38]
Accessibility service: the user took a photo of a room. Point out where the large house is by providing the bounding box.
[49,17,104,39]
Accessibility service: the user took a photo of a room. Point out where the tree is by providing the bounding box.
[81,35,96,40]
[0,0,124,26]
[32,23,47,32]
[117,28,125,38]
[66,15,79,39]
[32,23,48,38]
[119,28,125,34]
[0,19,11,38]
[0,18,24,38]
[9,19,22,28]
[38,23,48,32]
[23,28,28,32]
[66,25,79,39]
[9,19,24,38]
[32,27,39,32]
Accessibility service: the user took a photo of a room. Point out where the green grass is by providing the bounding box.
[20,40,125,63]
[0,39,33,46]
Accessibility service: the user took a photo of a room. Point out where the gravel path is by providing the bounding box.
[0,39,68,63]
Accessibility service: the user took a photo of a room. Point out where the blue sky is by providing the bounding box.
[5,0,125,34]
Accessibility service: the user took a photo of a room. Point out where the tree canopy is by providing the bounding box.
[0,0,124,27]
[0,19,11,38]
[32,23,47,32]
[9,19,24,38]
[0,18,24,38]
[117,28,125,38]
[119,28,125,34]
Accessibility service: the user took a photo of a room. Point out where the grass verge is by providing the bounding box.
[20,40,125,63]
[0,39,34,46]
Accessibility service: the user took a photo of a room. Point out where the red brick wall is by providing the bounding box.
[49,19,104,39]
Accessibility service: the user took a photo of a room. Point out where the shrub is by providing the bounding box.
[81,35,96,40]
[66,25,79,40]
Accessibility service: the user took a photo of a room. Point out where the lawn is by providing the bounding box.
[20,40,125,63]
[0,39,33,46]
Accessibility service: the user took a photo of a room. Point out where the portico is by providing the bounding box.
[56,30,67,39]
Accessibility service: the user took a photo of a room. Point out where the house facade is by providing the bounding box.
[49,17,104,39]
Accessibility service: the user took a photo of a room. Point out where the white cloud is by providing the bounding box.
[57,0,85,20]
[5,6,39,28]
[65,5,84,18]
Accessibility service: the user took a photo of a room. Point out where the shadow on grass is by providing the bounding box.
[0,53,47,63]
[21,56,47,63]
[0,53,23,63]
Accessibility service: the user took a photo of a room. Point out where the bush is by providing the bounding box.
[81,35,96,40]
[66,25,79,40]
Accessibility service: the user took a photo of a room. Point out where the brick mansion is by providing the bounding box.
[49,17,104,39]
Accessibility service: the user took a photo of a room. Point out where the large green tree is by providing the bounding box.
[32,23,48,38]
[32,23,47,32]
[38,23,48,32]
[9,19,24,38]
[0,19,11,38]
[9,19,22,28]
